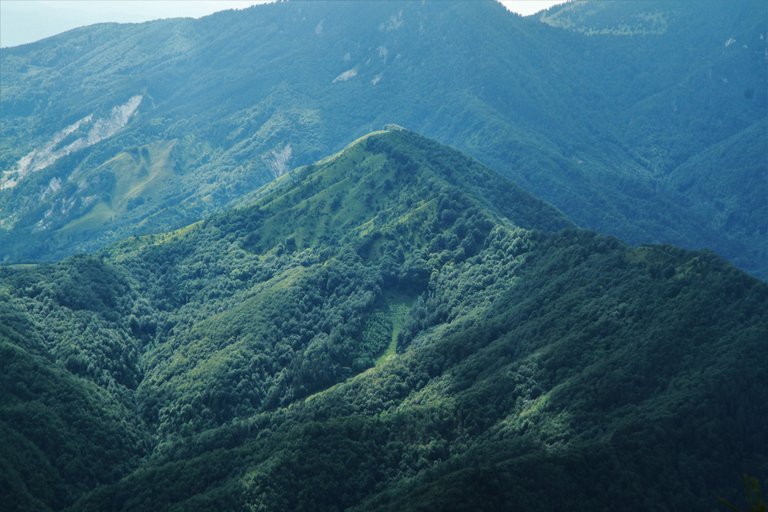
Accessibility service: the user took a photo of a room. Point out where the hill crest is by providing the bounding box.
[1,130,766,511]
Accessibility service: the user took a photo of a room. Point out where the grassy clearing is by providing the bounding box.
[375,296,411,367]
[60,140,176,234]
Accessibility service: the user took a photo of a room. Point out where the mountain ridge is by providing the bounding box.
[1,0,765,277]
[1,130,766,511]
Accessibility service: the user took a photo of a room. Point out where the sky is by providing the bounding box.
[0,0,567,48]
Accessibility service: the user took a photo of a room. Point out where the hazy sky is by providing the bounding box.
[0,1,567,48]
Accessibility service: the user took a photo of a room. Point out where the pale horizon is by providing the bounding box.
[0,0,567,48]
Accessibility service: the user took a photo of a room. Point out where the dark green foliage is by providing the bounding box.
[0,338,149,512]
[719,476,767,512]
[0,130,765,511]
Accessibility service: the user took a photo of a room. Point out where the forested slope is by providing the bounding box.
[1,0,765,278]
[1,130,765,511]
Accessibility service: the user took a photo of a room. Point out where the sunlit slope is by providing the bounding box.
[1,131,762,511]
[0,0,765,278]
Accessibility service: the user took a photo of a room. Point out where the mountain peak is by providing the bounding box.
[3,128,766,512]
[216,129,570,259]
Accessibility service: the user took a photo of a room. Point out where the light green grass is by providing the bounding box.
[60,140,176,234]
[60,201,115,233]
[375,298,411,367]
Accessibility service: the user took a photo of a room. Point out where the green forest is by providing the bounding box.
[1,130,765,511]
[1,0,766,509]
[1,0,765,279]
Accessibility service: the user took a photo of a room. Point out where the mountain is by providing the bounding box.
[1,129,765,511]
[0,0,765,278]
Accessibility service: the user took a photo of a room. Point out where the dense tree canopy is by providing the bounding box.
[0,130,765,511]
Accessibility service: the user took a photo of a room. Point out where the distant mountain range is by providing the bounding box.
[1,129,766,511]
[1,1,767,509]
[1,0,765,278]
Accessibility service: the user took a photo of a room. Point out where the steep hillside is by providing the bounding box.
[540,0,768,276]
[0,0,765,278]
[0,258,150,510]
[1,130,765,511]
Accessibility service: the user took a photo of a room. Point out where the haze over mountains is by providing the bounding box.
[0,1,767,511]
[1,0,765,278]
